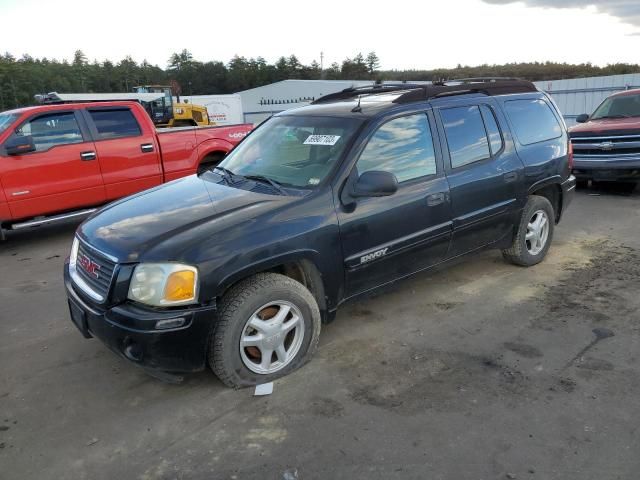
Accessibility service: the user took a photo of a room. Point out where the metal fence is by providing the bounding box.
[534,74,640,125]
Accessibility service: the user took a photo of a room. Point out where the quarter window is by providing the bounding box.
[89,109,141,139]
[480,105,504,155]
[15,112,83,152]
[441,106,491,168]
[357,113,437,183]
[504,98,562,145]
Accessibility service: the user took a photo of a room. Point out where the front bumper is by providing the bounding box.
[573,156,640,182]
[559,175,576,220]
[64,261,216,375]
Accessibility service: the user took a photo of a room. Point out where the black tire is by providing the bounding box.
[209,273,321,388]
[575,179,589,189]
[197,153,224,174]
[502,195,555,267]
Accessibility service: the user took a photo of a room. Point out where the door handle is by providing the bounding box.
[427,192,446,207]
[504,172,518,183]
[141,143,155,153]
[80,151,96,161]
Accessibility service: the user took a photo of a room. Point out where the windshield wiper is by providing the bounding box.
[212,166,237,184]
[243,174,286,195]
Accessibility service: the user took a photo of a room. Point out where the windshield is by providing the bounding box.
[218,115,362,188]
[0,112,19,134]
[591,93,640,119]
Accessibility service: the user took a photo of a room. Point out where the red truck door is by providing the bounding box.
[84,106,162,200]
[1,110,105,220]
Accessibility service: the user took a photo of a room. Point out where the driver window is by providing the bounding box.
[16,112,84,152]
[357,113,437,182]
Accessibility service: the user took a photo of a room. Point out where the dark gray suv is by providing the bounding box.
[65,79,576,387]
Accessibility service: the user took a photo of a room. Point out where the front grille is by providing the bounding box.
[571,135,640,158]
[75,241,117,301]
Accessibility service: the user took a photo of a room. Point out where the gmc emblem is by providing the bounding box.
[78,253,101,278]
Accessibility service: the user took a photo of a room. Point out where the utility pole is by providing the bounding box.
[320,51,325,80]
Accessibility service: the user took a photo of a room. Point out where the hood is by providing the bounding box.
[78,174,292,262]
[569,117,640,137]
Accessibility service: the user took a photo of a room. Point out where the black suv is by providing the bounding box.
[64,79,576,387]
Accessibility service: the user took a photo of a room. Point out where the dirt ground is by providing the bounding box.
[1,185,640,480]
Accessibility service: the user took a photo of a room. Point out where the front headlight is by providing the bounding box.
[128,263,199,307]
[69,237,79,268]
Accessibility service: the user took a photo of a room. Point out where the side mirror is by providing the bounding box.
[5,135,36,155]
[352,170,398,197]
[575,114,589,124]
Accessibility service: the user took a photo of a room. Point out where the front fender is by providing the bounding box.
[215,248,324,296]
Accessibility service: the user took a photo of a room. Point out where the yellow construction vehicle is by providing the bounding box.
[133,85,213,127]
[171,99,211,127]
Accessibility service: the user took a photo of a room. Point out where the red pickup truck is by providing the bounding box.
[0,101,252,237]
[570,88,640,185]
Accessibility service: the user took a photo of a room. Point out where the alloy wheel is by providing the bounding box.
[525,209,549,255]
[239,301,305,374]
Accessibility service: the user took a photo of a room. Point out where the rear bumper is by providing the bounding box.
[64,262,216,375]
[559,175,576,221]
[573,156,640,182]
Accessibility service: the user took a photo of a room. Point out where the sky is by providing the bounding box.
[0,0,639,70]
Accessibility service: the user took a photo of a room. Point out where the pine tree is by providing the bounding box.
[366,52,380,74]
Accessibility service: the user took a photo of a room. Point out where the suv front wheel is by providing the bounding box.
[209,273,321,388]
[502,195,555,267]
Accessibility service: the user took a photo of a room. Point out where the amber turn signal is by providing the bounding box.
[163,270,196,302]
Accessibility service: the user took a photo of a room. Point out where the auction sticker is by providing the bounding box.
[304,135,341,146]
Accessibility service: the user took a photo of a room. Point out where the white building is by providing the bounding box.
[237,80,428,124]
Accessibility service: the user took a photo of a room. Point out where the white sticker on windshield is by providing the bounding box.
[303,134,341,146]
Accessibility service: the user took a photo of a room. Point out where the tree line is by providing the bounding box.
[1,48,639,110]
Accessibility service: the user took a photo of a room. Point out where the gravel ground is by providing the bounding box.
[1,185,639,480]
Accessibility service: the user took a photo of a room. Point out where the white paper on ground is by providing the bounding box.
[254,382,274,396]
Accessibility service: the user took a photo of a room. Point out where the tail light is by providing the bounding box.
[568,139,574,170]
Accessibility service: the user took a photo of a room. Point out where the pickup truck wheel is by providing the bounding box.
[209,273,321,388]
[502,195,554,267]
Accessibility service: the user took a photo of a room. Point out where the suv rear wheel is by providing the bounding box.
[209,273,321,387]
[502,195,555,267]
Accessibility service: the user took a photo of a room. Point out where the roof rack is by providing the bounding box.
[312,78,537,106]
[433,77,523,85]
[396,79,537,104]
[312,83,426,104]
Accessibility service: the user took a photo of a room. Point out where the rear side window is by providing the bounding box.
[480,105,504,155]
[89,109,141,139]
[16,112,84,152]
[504,99,562,145]
[357,113,437,182]
[441,106,490,168]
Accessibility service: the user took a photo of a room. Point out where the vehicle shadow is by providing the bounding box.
[577,181,638,197]
[1,218,81,250]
